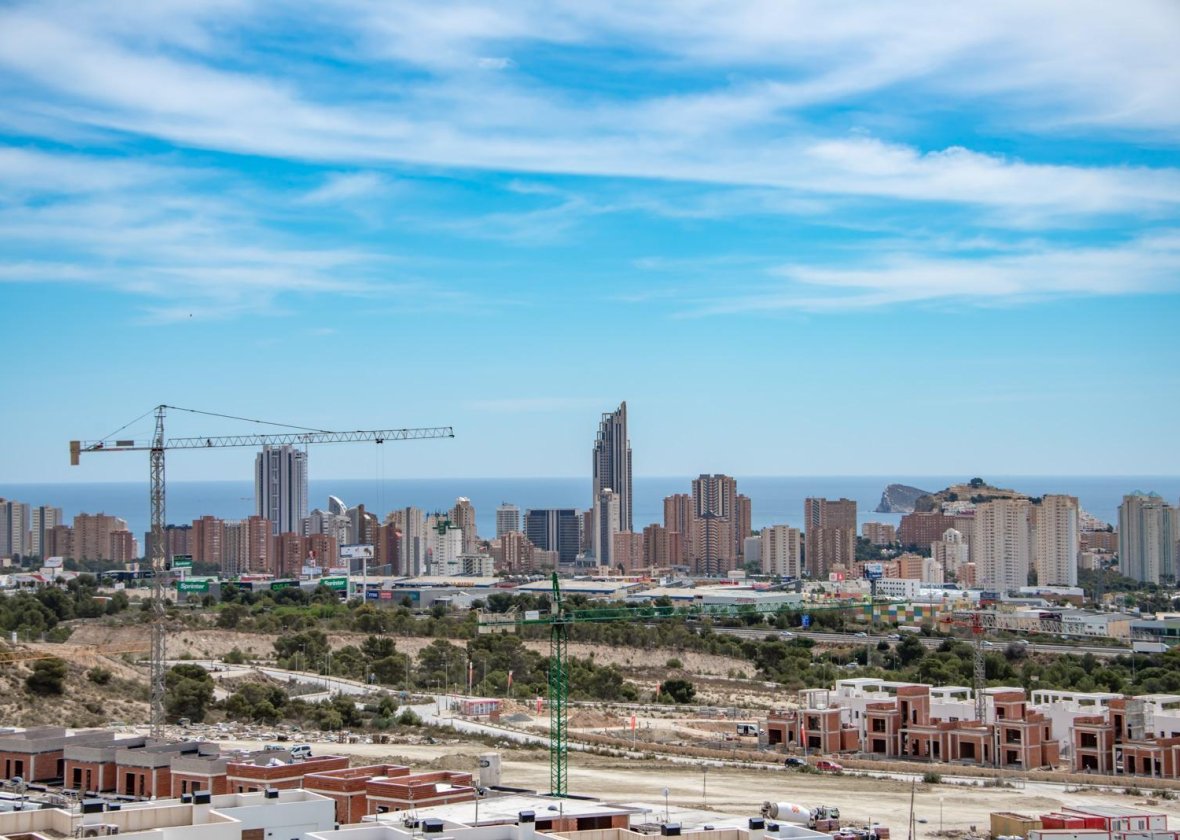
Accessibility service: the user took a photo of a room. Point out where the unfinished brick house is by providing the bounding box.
[1072,696,1180,778]
[303,764,476,822]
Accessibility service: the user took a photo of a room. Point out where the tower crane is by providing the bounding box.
[483,576,888,797]
[71,404,453,740]
[936,612,988,721]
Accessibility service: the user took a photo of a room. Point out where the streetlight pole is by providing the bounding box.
[702,765,708,807]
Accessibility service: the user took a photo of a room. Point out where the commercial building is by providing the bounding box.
[255,444,309,537]
[804,498,856,580]
[1119,493,1178,585]
[592,402,633,533]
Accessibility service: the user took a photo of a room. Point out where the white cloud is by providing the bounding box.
[684,232,1180,313]
[0,1,1177,228]
[299,171,390,204]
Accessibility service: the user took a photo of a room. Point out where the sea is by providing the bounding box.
[3,476,1180,543]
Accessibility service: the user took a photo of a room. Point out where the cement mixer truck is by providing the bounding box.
[762,802,842,831]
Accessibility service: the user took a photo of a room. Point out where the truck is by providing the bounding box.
[762,802,842,831]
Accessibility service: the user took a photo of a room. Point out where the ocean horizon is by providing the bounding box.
[4,475,1180,546]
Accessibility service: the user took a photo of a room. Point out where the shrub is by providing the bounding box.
[923,771,942,784]
[86,666,113,685]
[26,658,68,696]
[666,658,683,669]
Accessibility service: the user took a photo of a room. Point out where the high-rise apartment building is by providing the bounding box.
[72,513,131,562]
[592,402,633,532]
[223,515,272,577]
[145,523,192,564]
[760,524,803,578]
[642,523,679,569]
[691,474,741,576]
[804,498,856,579]
[427,517,464,575]
[451,498,478,554]
[1035,494,1080,586]
[973,498,1032,592]
[255,445,308,536]
[45,524,73,559]
[524,509,580,565]
[30,505,62,559]
[1119,492,1179,585]
[593,488,621,567]
[492,531,535,574]
[612,531,645,574]
[663,493,693,566]
[0,499,31,559]
[191,515,225,568]
[932,528,969,576]
[495,503,520,538]
[392,507,426,576]
[862,522,897,546]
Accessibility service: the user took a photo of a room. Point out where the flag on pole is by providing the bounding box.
[536,695,543,713]
[630,714,637,731]
[468,660,473,693]
[507,670,514,689]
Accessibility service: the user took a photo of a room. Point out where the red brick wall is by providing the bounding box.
[64,759,117,793]
[0,750,62,782]
[170,771,230,797]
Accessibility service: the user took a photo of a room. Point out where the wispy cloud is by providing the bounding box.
[682,232,1180,314]
[0,2,1177,227]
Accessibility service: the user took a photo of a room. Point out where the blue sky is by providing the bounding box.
[2,1,1179,482]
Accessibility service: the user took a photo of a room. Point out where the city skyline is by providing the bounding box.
[2,3,1179,482]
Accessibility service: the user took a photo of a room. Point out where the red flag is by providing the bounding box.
[630,714,637,731]
[507,670,514,688]
[536,695,543,713]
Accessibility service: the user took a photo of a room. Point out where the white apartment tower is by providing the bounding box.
[1035,494,1080,586]
[973,498,1032,592]
[31,505,62,559]
[495,503,520,538]
[593,488,621,567]
[1119,492,1179,585]
[255,445,308,536]
[760,524,803,578]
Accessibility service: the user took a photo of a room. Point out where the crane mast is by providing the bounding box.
[71,404,454,740]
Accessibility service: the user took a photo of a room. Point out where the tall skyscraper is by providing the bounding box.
[1119,492,1179,584]
[255,445,308,537]
[804,498,856,579]
[973,498,1032,592]
[393,507,426,576]
[191,515,226,568]
[524,509,580,565]
[31,505,62,559]
[495,503,520,538]
[592,402,632,532]
[1035,494,1080,586]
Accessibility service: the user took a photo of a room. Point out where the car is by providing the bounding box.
[780,631,795,638]
[815,759,844,772]
[888,634,901,641]
[784,757,807,768]
[289,744,313,760]
[854,632,868,638]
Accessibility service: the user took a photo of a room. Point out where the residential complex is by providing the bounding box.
[255,444,309,537]
[804,497,856,580]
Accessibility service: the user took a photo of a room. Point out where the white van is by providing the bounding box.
[289,744,312,760]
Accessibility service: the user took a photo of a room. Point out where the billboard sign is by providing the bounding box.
[44,556,64,569]
[321,576,348,591]
[864,563,884,581]
[177,579,210,594]
[340,544,374,560]
[172,555,193,569]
